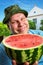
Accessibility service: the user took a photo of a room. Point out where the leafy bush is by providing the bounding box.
[28,20,36,29]
[0,22,11,36]
[40,20,43,31]
[40,20,43,25]
[40,25,43,31]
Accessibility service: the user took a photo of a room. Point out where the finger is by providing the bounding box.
[32,61,38,65]
[12,60,17,65]
[23,62,30,65]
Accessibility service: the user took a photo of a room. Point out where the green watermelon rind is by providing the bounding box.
[4,44,42,64]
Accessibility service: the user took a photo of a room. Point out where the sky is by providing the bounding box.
[0,0,43,21]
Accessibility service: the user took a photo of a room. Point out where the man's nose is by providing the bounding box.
[18,20,23,27]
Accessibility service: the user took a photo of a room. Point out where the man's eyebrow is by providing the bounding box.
[11,20,19,23]
[11,20,18,21]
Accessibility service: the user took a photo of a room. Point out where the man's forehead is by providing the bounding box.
[10,13,25,20]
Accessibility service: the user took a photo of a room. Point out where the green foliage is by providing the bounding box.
[40,20,43,25]
[0,22,11,36]
[28,20,36,29]
[40,25,43,31]
[40,20,43,30]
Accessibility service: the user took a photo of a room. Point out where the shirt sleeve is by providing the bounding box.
[0,43,12,65]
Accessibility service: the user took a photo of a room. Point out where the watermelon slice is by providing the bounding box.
[2,34,43,64]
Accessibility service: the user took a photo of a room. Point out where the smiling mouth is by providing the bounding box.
[18,26,26,32]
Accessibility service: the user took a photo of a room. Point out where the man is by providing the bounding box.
[0,5,43,65]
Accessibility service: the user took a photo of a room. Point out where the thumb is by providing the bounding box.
[23,62,30,65]
[12,60,17,65]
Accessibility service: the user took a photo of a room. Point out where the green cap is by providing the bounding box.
[3,5,28,24]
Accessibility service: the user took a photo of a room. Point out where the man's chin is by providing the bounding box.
[14,30,28,34]
[19,31,28,34]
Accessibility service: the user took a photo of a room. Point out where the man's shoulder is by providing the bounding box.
[29,29,38,34]
[29,29,43,36]
[29,29,43,32]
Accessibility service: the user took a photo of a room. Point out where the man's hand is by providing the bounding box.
[23,61,38,65]
[12,60,38,65]
[12,60,17,65]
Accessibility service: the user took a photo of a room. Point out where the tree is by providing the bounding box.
[40,20,43,31]
[28,20,36,29]
[0,22,11,36]
[40,20,43,24]
[40,25,43,31]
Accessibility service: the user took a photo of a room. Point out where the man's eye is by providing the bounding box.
[21,18,25,21]
[11,21,16,24]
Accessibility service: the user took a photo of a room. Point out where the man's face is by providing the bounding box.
[9,13,29,34]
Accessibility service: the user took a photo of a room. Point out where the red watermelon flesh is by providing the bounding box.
[4,34,43,48]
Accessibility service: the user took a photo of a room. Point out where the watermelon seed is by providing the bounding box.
[24,44,27,46]
[33,43,34,45]
[15,39,17,41]
[15,44,16,46]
